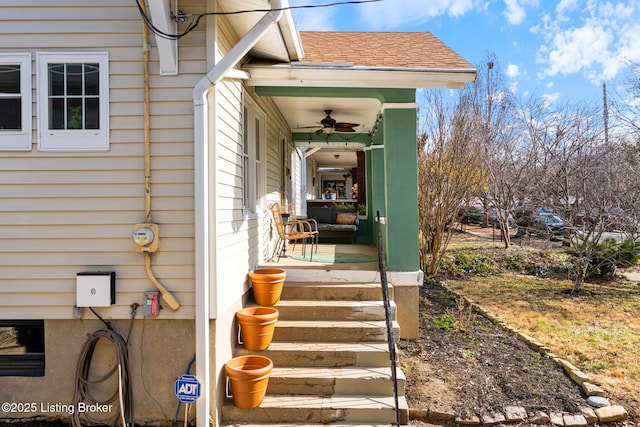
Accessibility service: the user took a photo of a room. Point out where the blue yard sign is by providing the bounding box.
[174,374,201,403]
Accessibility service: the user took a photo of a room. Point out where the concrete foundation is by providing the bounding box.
[0,319,196,426]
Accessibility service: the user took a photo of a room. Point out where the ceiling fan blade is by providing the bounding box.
[335,123,359,132]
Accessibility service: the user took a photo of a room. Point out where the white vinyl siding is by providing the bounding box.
[0,0,205,319]
[0,53,31,150]
[214,14,292,315]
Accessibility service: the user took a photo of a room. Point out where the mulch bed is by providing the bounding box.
[399,280,588,421]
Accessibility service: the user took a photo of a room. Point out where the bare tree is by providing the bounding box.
[614,61,640,139]
[516,96,640,291]
[464,53,520,247]
[418,90,486,277]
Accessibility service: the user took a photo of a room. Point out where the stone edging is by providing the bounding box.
[408,283,629,426]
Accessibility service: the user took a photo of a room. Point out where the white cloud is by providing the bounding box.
[542,25,612,77]
[503,0,525,25]
[345,0,477,30]
[555,0,578,19]
[542,91,560,106]
[503,0,539,25]
[506,63,520,78]
[536,0,640,85]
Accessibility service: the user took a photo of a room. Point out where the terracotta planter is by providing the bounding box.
[236,307,279,350]
[248,268,286,306]
[225,355,273,409]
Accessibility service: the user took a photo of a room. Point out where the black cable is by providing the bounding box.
[89,306,113,330]
[136,0,383,40]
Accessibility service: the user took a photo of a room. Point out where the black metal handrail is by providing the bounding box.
[376,211,400,426]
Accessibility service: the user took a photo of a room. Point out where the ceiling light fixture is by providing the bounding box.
[322,124,334,134]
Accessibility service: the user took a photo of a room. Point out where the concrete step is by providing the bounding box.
[234,342,393,367]
[222,424,395,427]
[281,282,393,302]
[222,395,408,424]
[271,300,395,321]
[273,320,400,343]
[267,366,406,396]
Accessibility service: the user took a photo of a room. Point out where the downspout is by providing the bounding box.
[193,2,284,426]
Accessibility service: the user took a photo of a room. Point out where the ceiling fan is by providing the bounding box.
[301,110,360,135]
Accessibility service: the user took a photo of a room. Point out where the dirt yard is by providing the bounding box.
[399,281,588,422]
[401,225,638,425]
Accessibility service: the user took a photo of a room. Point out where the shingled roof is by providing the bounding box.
[298,31,474,70]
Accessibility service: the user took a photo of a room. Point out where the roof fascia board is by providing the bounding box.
[245,64,476,90]
[254,86,415,104]
[277,7,303,61]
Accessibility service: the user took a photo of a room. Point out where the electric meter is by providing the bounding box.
[134,227,155,246]
[133,223,159,252]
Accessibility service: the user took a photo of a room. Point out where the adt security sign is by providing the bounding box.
[174,374,201,403]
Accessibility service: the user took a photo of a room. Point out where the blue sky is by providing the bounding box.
[290,0,640,105]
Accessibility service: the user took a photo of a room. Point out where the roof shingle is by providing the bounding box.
[298,31,474,70]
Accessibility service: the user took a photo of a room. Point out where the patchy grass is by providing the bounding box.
[440,232,640,418]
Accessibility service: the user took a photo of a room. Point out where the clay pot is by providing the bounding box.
[248,268,286,306]
[236,307,279,350]
[225,355,273,409]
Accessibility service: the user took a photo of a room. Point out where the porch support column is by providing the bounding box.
[381,103,421,340]
[368,119,386,233]
[382,103,419,271]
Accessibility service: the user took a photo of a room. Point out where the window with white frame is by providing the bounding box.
[0,53,32,150]
[242,97,266,213]
[37,52,109,151]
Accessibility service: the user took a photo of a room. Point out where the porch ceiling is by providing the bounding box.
[272,96,381,136]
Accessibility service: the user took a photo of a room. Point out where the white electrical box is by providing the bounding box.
[76,272,116,307]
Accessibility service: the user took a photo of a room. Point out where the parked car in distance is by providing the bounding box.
[530,213,565,234]
[486,207,516,228]
[458,204,515,228]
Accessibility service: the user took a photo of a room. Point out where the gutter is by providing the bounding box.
[244,63,477,89]
[192,1,285,426]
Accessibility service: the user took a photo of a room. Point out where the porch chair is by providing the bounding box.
[287,202,319,253]
[269,203,316,261]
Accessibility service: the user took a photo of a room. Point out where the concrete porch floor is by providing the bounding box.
[262,242,380,271]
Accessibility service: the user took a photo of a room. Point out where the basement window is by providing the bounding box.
[37,52,109,151]
[0,53,32,150]
[0,320,45,377]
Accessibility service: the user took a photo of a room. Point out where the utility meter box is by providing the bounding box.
[133,223,159,253]
[76,271,116,307]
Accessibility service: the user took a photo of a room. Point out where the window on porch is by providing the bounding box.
[242,98,265,213]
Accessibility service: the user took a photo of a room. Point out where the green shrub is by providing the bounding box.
[591,238,640,277]
[458,205,483,224]
[334,202,355,209]
[441,252,501,276]
[567,237,640,278]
